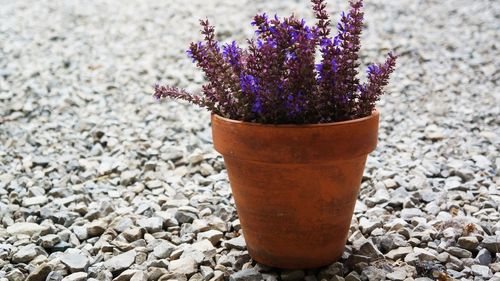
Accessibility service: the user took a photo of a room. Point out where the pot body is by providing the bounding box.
[211,112,379,269]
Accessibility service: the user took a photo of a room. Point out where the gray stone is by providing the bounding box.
[400,208,424,220]
[447,246,472,258]
[175,207,199,224]
[482,236,500,253]
[6,269,25,281]
[378,233,408,252]
[413,247,436,261]
[153,241,176,259]
[121,170,139,186]
[352,238,383,259]
[318,262,343,280]
[471,264,493,278]
[12,244,44,263]
[86,220,107,237]
[457,236,479,250]
[61,252,89,272]
[32,156,51,167]
[280,270,305,281]
[26,263,52,281]
[359,218,382,235]
[345,271,361,281]
[39,234,61,248]
[200,265,214,279]
[7,223,49,236]
[210,271,224,281]
[169,257,198,275]
[130,271,148,281]
[197,229,223,245]
[361,266,385,281]
[22,196,48,206]
[230,268,262,281]
[232,219,241,231]
[112,217,134,233]
[224,235,247,250]
[386,269,406,281]
[104,250,136,272]
[72,226,88,240]
[122,227,144,241]
[476,248,492,265]
[137,217,164,233]
[181,239,217,263]
[491,262,500,272]
[61,272,87,281]
[366,187,389,206]
[385,246,412,260]
[114,269,139,281]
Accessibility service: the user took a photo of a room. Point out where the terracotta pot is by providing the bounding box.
[211,111,379,269]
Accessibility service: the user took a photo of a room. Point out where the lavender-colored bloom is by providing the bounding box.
[252,98,262,113]
[251,13,268,26]
[286,51,297,61]
[222,41,241,67]
[320,38,330,47]
[286,92,304,116]
[240,74,259,94]
[333,36,340,46]
[304,26,315,40]
[331,59,338,72]
[367,64,381,75]
[315,63,323,73]
[155,0,397,124]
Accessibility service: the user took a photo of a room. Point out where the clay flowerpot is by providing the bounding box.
[211,111,379,269]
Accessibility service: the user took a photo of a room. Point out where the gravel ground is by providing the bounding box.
[1,0,499,280]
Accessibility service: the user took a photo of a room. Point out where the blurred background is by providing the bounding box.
[0,0,499,280]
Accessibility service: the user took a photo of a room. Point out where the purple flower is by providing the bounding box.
[286,51,297,61]
[155,0,397,124]
[222,41,241,67]
[367,64,381,75]
[315,63,323,73]
[333,36,340,46]
[186,42,203,63]
[240,74,259,94]
[252,98,262,113]
[331,59,338,72]
[285,92,304,116]
[251,13,268,26]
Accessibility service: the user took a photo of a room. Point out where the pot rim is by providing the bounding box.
[212,110,379,128]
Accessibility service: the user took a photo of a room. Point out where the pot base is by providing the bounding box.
[212,112,379,270]
[224,156,364,269]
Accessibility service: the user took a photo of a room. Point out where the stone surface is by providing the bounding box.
[104,250,136,272]
[26,263,52,281]
[230,268,262,281]
[12,244,43,263]
[61,272,87,281]
[471,264,493,279]
[385,246,413,260]
[457,236,479,250]
[153,241,176,259]
[60,253,89,272]
[447,246,472,258]
[482,236,500,253]
[137,217,164,233]
[0,0,497,280]
[169,257,198,275]
[7,223,49,236]
[197,230,223,245]
[224,236,247,250]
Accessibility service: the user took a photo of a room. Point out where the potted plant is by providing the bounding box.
[154,0,396,269]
